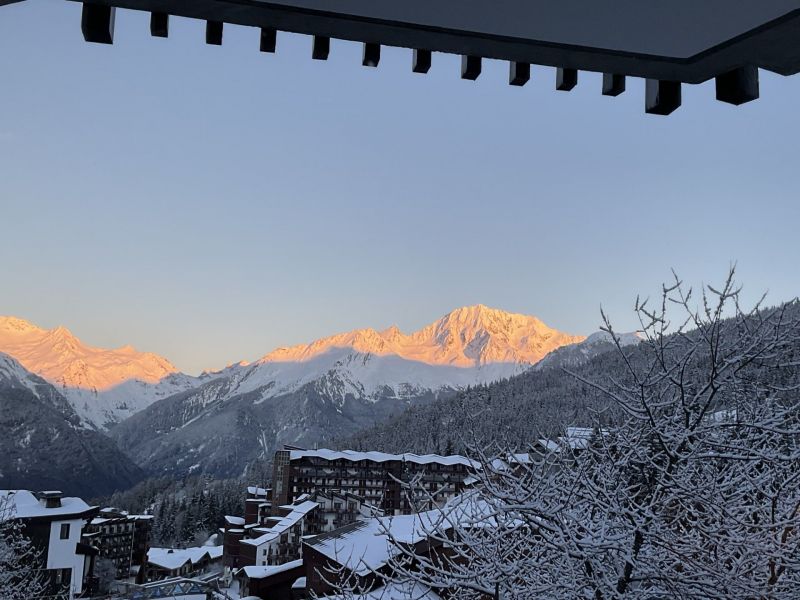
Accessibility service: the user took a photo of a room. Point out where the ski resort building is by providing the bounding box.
[223,486,381,580]
[0,489,99,600]
[272,447,477,515]
[239,496,319,567]
[83,507,153,582]
[228,490,495,599]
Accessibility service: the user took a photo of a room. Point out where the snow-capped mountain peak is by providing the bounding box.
[258,305,583,369]
[0,316,179,389]
[0,316,200,429]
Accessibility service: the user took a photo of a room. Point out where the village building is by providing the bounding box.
[145,545,223,581]
[223,486,380,575]
[0,489,98,600]
[236,558,305,600]
[83,507,153,582]
[301,509,449,598]
[272,447,477,515]
[229,490,493,600]
[239,496,318,567]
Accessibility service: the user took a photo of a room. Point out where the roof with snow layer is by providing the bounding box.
[290,448,478,468]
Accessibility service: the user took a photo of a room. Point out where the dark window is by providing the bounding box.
[59,523,70,540]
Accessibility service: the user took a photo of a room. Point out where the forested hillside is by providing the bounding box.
[342,300,800,455]
[339,346,629,454]
[98,476,246,547]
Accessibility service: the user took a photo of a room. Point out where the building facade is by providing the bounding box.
[84,508,153,582]
[272,448,476,515]
[1,490,98,600]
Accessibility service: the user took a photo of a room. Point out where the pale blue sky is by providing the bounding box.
[1,1,798,373]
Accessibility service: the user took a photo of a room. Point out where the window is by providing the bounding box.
[54,568,71,585]
[59,523,70,540]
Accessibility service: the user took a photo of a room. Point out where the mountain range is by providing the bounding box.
[0,352,143,496]
[0,306,628,487]
[0,316,204,429]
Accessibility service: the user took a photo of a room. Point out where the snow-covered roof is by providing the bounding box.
[0,490,95,521]
[242,500,318,547]
[319,581,442,600]
[93,508,153,524]
[225,515,245,526]
[147,546,223,571]
[304,510,446,575]
[538,427,600,452]
[490,453,534,471]
[239,559,303,579]
[292,576,307,589]
[290,448,476,468]
[247,486,269,496]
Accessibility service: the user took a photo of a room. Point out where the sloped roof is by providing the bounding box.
[304,510,445,576]
[0,490,95,521]
[239,558,303,579]
[242,500,318,547]
[290,448,477,468]
[147,546,223,571]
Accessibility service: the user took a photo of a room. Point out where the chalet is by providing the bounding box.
[0,489,98,600]
[145,545,223,581]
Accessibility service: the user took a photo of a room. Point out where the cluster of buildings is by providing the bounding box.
[2,434,591,599]
[221,446,483,599]
[0,489,220,599]
[227,438,598,599]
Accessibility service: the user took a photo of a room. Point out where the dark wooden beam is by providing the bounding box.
[149,11,168,37]
[81,3,115,44]
[206,20,223,45]
[556,67,577,91]
[412,49,431,74]
[312,35,330,60]
[509,61,530,86]
[260,27,277,52]
[716,66,759,105]
[602,73,626,96]
[363,42,381,67]
[645,80,682,115]
[461,55,482,80]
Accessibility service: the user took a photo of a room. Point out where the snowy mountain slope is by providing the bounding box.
[0,316,206,429]
[533,330,643,371]
[212,305,584,405]
[110,305,585,477]
[259,304,582,368]
[0,352,144,496]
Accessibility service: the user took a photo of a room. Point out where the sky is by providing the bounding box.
[1,1,799,374]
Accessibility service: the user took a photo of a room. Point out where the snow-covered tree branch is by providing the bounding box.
[328,268,800,599]
[0,493,44,600]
